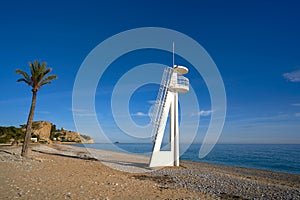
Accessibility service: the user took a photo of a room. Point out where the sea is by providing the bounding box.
[72,143,300,175]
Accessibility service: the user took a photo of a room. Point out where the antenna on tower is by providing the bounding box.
[172,42,175,68]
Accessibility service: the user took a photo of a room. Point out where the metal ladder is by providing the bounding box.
[151,67,173,140]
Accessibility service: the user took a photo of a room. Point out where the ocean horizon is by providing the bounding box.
[72,143,300,175]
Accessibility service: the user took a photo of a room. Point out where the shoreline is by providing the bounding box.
[71,142,300,176]
[1,144,299,199]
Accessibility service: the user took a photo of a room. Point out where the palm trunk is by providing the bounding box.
[21,90,37,157]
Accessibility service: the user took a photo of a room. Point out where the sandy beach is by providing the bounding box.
[0,144,299,200]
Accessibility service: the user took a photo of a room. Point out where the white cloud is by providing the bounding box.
[71,108,96,117]
[75,113,97,117]
[36,111,51,114]
[292,103,300,106]
[147,100,156,105]
[295,113,300,118]
[283,70,300,82]
[198,110,213,116]
[238,114,290,123]
[70,108,93,112]
[131,112,149,117]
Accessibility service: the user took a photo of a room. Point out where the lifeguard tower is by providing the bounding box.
[149,49,189,167]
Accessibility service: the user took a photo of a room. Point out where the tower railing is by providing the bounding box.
[169,75,189,92]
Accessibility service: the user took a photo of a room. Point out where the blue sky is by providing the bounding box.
[0,0,300,144]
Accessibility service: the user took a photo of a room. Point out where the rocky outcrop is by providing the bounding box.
[80,136,95,144]
[31,121,52,143]
[53,129,82,143]
[23,121,94,143]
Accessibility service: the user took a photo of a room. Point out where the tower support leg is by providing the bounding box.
[174,92,179,166]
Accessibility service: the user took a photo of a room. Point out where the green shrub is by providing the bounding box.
[0,126,25,143]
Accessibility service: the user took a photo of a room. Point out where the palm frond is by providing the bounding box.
[41,62,47,72]
[42,68,51,76]
[29,62,35,76]
[17,78,31,85]
[15,69,32,86]
[45,75,57,81]
[40,81,51,87]
[15,69,30,80]
[39,75,57,87]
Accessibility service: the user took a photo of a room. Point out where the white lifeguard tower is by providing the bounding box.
[149,46,189,167]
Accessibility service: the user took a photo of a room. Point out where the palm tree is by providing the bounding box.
[16,60,57,157]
